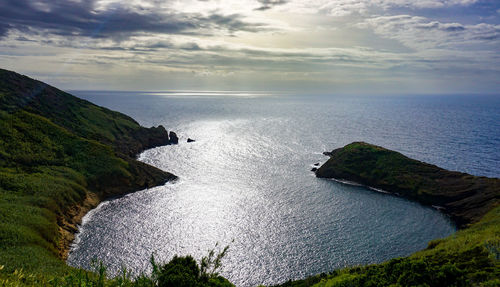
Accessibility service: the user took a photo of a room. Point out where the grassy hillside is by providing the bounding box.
[316,142,500,227]
[0,69,171,157]
[0,69,177,284]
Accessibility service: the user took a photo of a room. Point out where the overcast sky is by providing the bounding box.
[0,0,499,94]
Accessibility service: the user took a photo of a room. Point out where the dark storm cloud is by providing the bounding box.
[0,22,11,38]
[255,0,288,11]
[0,0,265,40]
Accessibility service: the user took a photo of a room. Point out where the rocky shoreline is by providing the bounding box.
[59,154,177,260]
[315,142,500,228]
[57,126,180,259]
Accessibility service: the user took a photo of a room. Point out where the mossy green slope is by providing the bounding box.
[0,69,176,282]
[316,142,500,227]
[0,69,170,157]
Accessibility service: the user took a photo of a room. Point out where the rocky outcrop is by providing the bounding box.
[316,142,500,228]
[0,69,177,158]
[116,125,172,157]
[169,131,179,144]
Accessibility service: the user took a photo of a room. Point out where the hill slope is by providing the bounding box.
[316,142,500,227]
[0,69,176,278]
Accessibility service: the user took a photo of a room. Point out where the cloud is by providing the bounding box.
[358,15,500,50]
[0,0,267,40]
[1,0,497,93]
[375,0,479,9]
[111,42,414,73]
[0,22,10,38]
[284,0,480,16]
[206,14,265,32]
[415,21,465,32]
[255,0,289,11]
[318,0,369,16]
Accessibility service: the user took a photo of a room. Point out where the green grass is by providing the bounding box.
[0,68,169,157]
[0,247,235,287]
[0,110,134,275]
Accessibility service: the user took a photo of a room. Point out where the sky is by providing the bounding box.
[0,0,499,94]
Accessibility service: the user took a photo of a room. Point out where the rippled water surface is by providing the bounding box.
[68,92,500,286]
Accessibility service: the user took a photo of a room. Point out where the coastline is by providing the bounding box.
[58,149,178,260]
[58,192,100,260]
[0,68,179,267]
[272,142,500,286]
[316,142,500,228]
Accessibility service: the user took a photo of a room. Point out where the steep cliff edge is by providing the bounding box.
[316,142,500,228]
[0,68,176,273]
[0,69,176,157]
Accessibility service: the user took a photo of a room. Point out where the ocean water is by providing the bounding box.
[67,92,500,286]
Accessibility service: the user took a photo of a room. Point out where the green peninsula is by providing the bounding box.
[0,69,176,282]
[316,142,500,227]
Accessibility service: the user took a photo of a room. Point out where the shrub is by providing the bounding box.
[152,244,234,287]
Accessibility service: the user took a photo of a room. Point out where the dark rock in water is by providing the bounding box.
[169,131,179,144]
[187,138,195,143]
[311,167,318,172]
[314,163,320,166]
[323,151,333,156]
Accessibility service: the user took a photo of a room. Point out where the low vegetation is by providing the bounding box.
[0,245,234,287]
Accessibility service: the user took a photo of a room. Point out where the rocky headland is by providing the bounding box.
[0,68,177,263]
[315,142,500,228]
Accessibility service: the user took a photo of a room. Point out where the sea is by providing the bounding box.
[67,91,500,286]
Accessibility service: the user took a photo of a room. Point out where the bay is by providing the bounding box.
[67,92,499,286]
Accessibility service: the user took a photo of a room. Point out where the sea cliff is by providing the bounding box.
[316,142,500,228]
[0,68,176,273]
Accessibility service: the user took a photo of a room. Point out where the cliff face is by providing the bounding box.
[316,142,500,228]
[0,69,176,269]
[0,69,176,157]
